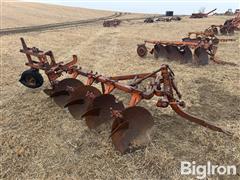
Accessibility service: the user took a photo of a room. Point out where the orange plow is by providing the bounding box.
[137,39,216,65]
[137,34,236,66]
[19,38,231,154]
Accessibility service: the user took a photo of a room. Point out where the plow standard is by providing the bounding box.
[19,38,230,153]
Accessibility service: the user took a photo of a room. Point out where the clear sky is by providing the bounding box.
[23,0,239,15]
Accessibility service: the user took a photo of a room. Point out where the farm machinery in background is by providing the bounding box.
[182,32,236,44]
[144,16,181,23]
[19,38,231,154]
[190,8,217,18]
[205,13,240,35]
[137,39,216,65]
[103,19,121,27]
[137,33,237,66]
[224,9,234,16]
[156,16,181,22]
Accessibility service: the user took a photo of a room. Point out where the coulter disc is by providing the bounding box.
[82,94,125,129]
[155,44,168,59]
[65,85,102,120]
[111,106,154,154]
[153,44,159,59]
[165,45,182,61]
[194,47,209,65]
[178,46,193,64]
[49,78,84,107]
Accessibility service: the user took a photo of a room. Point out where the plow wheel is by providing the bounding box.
[45,78,84,107]
[111,106,154,154]
[64,85,102,120]
[19,69,44,88]
[194,47,209,65]
[178,46,193,64]
[165,45,182,61]
[137,44,148,57]
[82,94,125,129]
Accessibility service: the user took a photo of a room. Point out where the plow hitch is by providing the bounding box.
[19,38,231,154]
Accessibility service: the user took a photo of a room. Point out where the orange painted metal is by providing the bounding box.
[19,38,232,153]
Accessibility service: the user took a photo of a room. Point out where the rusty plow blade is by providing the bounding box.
[45,78,84,107]
[82,94,125,129]
[170,102,231,135]
[154,44,168,59]
[111,106,154,154]
[194,47,209,65]
[165,45,182,61]
[64,85,102,120]
[178,46,193,64]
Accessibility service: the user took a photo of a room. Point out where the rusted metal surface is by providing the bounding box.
[205,13,240,35]
[65,85,102,119]
[137,39,216,65]
[111,106,154,153]
[226,12,240,30]
[190,8,217,18]
[183,32,236,44]
[19,38,231,154]
[137,36,236,66]
[205,25,235,35]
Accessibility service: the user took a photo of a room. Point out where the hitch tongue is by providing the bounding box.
[170,102,232,136]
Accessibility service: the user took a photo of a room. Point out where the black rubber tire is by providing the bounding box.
[19,69,44,88]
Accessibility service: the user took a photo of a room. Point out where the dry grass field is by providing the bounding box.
[1,0,112,28]
[1,1,240,180]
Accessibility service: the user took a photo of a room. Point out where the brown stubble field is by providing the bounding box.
[1,2,240,180]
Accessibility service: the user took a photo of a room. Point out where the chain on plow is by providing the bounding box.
[19,38,231,154]
[137,32,237,66]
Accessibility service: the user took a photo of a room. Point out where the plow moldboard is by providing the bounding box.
[111,106,154,154]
